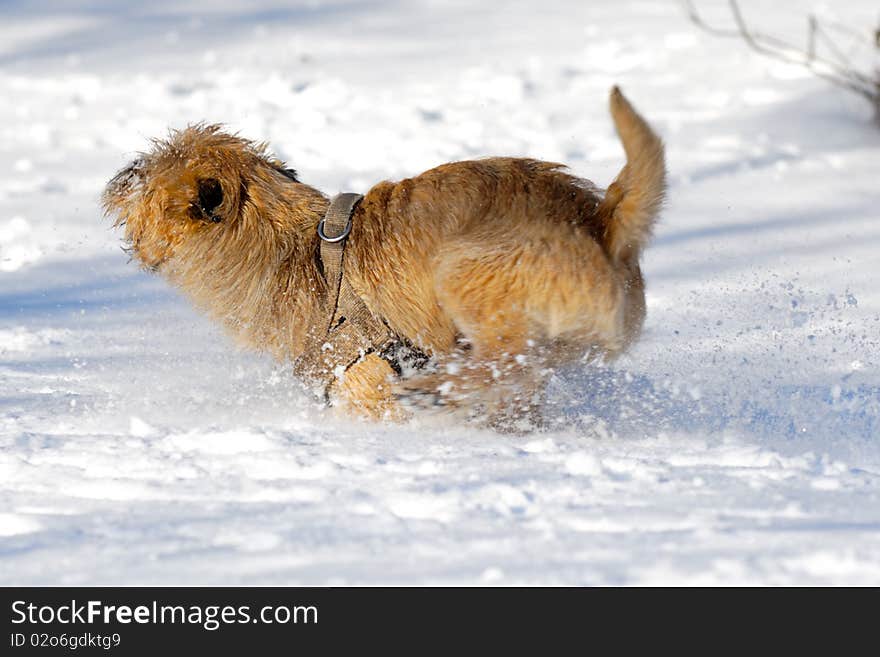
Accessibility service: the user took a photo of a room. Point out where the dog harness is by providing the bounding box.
[299,193,401,396]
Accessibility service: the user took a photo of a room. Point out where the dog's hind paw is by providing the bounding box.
[392,376,461,410]
[393,386,449,410]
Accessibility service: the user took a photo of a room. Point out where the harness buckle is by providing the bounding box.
[317,217,352,243]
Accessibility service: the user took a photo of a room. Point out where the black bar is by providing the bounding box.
[0,587,873,654]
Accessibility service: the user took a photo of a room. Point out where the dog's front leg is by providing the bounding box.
[328,353,407,421]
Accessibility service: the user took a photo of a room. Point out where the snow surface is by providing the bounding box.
[1,0,879,585]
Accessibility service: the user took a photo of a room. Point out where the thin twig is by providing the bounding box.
[683,0,738,37]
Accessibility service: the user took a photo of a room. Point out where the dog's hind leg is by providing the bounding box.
[393,225,629,429]
[394,351,550,432]
[392,242,562,428]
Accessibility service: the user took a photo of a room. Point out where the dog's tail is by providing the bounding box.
[597,86,666,263]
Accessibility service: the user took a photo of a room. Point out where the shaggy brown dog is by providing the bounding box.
[103,87,665,429]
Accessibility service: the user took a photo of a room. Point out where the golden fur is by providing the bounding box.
[103,86,665,428]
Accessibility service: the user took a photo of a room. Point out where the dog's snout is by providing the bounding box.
[105,158,145,198]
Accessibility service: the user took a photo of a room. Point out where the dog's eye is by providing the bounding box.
[197,178,223,218]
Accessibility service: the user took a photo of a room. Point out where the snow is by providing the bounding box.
[1,0,879,585]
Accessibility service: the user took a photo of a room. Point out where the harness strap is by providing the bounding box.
[318,192,362,334]
[301,193,396,393]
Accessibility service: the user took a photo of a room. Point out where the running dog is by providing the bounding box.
[103,87,665,429]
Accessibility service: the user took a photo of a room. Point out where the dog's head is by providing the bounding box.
[102,124,303,271]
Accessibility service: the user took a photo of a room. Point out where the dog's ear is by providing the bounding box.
[277,167,298,182]
[191,177,225,223]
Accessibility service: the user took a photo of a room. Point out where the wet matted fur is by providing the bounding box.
[103,87,665,429]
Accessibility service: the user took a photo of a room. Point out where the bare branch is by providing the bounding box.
[685,0,879,105]
[727,0,875,99]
